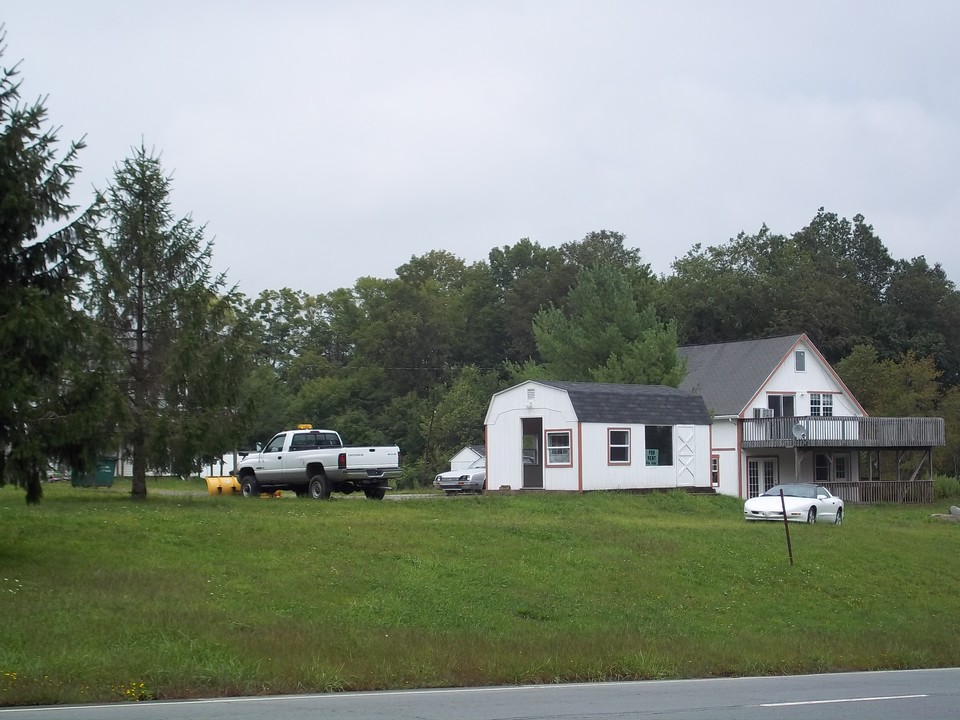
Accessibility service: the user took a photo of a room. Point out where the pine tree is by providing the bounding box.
[0,30,106,503]
[89,144,250,498]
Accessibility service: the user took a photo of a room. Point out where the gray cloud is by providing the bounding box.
[6,1,958,295]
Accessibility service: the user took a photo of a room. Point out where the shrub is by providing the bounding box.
[934,474,960,499]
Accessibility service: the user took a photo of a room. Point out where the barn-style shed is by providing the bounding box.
[484,380,712,492]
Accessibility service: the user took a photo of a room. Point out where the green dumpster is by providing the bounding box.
[71,456,118,487]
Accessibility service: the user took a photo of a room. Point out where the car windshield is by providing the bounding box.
[762,484,817,498]
[468,456,486,469]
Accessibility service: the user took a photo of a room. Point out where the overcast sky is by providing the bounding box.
[5,2,959,296]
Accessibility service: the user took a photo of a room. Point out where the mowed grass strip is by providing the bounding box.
[0,484,958,705]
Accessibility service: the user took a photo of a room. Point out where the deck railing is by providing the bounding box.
[741,416,944,449]
[820,479,934,504]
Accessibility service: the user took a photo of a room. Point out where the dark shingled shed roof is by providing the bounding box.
[677,334,804,417]
[536,381,711,425]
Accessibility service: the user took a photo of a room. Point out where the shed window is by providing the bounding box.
[545,430,571,466]
[644,426,673,466]
[795,350,806,372]
[608,429,630,464]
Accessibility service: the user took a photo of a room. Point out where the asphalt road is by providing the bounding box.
[2,668,957,720]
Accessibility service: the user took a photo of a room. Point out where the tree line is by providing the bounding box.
[3,35,959,503]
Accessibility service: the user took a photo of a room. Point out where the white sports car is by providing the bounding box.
[743,483,844,524]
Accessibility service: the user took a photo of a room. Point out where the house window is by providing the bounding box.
[644,426,673,466]
[815,453,831,482]
[810,393,833,417]
[711,455,720,487]
[795,350,806,372]
[608,429,630,464]
[834,454,848,480]
[545,430,572,466]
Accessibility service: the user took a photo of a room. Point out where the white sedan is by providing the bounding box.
[744,483,844,524]
[433,456,486,495]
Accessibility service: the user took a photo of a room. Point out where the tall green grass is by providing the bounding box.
[1,484,958,706]
[935,474,960,499]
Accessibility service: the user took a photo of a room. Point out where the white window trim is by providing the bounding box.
[608,428,631,465]
[545,429,573,467]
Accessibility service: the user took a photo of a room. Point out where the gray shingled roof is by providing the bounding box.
[677,334,803,417]
[537,381,711,425]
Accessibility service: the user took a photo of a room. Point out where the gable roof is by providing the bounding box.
[535,381,711,425]
[677,334,804,417]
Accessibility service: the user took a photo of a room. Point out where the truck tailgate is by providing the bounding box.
[342,446,400,471]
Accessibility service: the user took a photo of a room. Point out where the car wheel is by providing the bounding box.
[309,474,331,500]
[806,507,817,524]
[363,487,386,500]
[240,476,259,498]
[834,508,843,525]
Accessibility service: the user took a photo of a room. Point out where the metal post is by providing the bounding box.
[780,489,794,566]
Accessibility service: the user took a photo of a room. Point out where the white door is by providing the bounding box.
[675,425,696,486]
[747,457,778,498]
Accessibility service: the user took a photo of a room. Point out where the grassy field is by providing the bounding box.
[1,480,958,706]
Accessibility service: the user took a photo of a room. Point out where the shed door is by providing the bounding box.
[675,425,696,486]
[521,417,543,488]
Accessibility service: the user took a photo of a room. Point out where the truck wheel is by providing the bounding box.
[240,476,260,498]
[309,474,331,500]
[364,487,386,500]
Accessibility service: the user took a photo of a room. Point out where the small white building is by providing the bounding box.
[484,380,712,492]
[448,445,485,472]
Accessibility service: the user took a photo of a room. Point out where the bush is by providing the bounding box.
[934,474,960,499]
[394,460,434,490]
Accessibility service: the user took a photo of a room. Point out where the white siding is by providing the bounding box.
[485,382,578,491]
[485,381,712,492]
[710,420,740,497]
[449,447,482,471]
[746,338,863,419]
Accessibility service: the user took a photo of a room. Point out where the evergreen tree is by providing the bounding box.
[531,264,685,385]
[88,144,250,498]
[0,32,107,503]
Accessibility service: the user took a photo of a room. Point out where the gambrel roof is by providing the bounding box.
[536,381,710,425]
[677,334,804,417]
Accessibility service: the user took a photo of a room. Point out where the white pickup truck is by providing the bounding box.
[236,426,401,500]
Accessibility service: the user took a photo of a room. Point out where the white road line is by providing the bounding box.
[760,694,928,707]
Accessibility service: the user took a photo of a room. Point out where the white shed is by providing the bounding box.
[484,380,712,492]
[448,445,485,472]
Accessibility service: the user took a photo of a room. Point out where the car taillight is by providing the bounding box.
[338,452,346,470]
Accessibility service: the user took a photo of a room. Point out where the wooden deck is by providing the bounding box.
[741,416,945,449]
[820,479,934,504]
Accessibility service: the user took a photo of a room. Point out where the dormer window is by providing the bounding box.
[795,350,806,372]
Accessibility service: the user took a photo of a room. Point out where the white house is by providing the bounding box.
[484,380,712,492]
[678,333,945,500]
